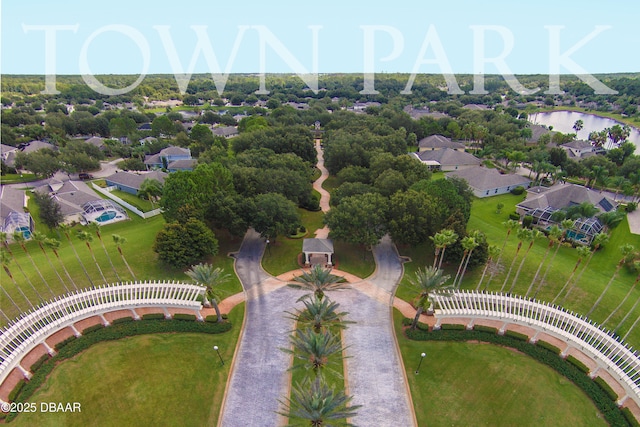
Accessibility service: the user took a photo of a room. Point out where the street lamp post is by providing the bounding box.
[266,239,271,255]
[213,345,224,365]
[415,352,426,374]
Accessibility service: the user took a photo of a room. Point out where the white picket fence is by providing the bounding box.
[431,290,640,406]
[0,281,205,387]
[92,183,162,218]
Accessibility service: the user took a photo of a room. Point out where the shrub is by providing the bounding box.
[441,324,465,330]
[622,407,640,427]
[29,354,51,372]
[505,330,528,341]
[510,186,525,195]
[82,324,105,334]
[565,355,590,374]
[594,376,618,401]
[402,317,413,327]
[625,202,637,213]
[536,340,561,355]
[173,313,197,321]
[54,335,77,351]
[522,215,534,228]
[112,317,134,324]
[142,313,166,320]
[474,325,498,334]
[509,212,520,220]
[8,379,26,401]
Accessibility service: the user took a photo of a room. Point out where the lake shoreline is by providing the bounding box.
[531,107,640,132]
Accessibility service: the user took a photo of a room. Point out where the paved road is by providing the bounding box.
[220,229,297,427]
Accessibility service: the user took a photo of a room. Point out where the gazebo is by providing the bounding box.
[302,238,334,267]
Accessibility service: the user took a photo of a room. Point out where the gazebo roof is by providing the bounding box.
[302,238,334,254]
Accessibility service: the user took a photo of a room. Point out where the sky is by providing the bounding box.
[1,0,639,77]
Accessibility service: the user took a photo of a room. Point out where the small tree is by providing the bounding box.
[32,191,64,230]
[408,267,452,329]
[185,263,229,322]
[288,265,348,300]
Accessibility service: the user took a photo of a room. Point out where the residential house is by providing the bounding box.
[413,148,481,171]
[85,136,106,150]
[144,146,193,170]
[104,170,168,195]
[34,180,128,225]
[417,135,465,152]
[212,126,239,138]
[0,186,34,240]
[1,144,18,167]
[447,166,532,198]
[560,140,603,159]
[21,140,56,154]
[516,183,617,245]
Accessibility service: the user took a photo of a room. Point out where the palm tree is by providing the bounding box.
[453,234,480,289]
[283,327,345,376]
[31,231,70,294]
[533,219,574,299]
[76,230,108,284]
[0,231,42,301]
[112,234,136,281]
[278,375,360,426]
[573,119,584,133]
[585,244,636,318]
[13,231,55,298]
[552,246,592,305]
[500,228,528,293]
[87,222,121,282]
[603,273,640,328]
[44,238,78,291]
[408,266,452,329]
[508,229,542,295]
[476,245,500,291]
[561,233,609,302]
[0,249,35,309]
[185,263,230,323]
[287,295,352,333]
[430,229,458,269]
[526,225,562,298]
[288,265,348,300]
[487,220,519,290]
[58,224,94,287]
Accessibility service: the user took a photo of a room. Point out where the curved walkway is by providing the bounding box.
[312,139,331,238]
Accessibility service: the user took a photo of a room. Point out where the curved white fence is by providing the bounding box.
[0,281,206,387]
[431,290,640,406]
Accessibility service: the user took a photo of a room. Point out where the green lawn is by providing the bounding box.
[109,189,156,212]
[1,206,243,325]
[11,304,244,427]
[393,310,607,427]
[396,193,640,348]
[0,173,37,184]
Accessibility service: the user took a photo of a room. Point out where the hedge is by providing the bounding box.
[5,319,233,423]
[566,355,590,374]
[623,408,640,427]
[536,340,561,355]
[474,325,498,334]
[504,330,529,342]
[54,336,77,351]
[82,324,105,334]
[29,354,50,372]
[441,324,465,331]
[205,314,229,323]
[112,317,134,324]
[142,313,165,320]
[594,376,619,401]
[403,328,632,427]
[173,313,197,321]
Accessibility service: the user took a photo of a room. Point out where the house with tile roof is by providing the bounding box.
[104,170,167,195]
[413,148,481,171]
[418,135,465,152]
[0,186,34,240]
[447,166,532,198]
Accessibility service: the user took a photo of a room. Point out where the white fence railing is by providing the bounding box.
[92,183,162,219]
[0,281,205,387]
[431,290,640,405]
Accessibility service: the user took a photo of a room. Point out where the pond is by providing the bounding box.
[529,111,640,154]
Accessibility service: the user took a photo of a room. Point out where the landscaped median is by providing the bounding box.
[2,304,243,426]
[393,309,638,427]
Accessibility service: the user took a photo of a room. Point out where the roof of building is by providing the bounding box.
[212,126,239,137]
[517,183,617,213]
[85,136,105,148]
[35,180,102,216]
[105,170,167,190]
[561,140,592,150]
[414,148,481,167]
[22,140,56,153]
[160,146,190,156]
[168,159,197,170]
[0,144,18,154]
[302,238,334,254]
[462,104,490,110]
[0,186,26,220]
[447,166,531,191]
[418,135,465,150]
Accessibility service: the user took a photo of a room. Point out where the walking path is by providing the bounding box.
[312,139,331,238]
[218,141,415,426]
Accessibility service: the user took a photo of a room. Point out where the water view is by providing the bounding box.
[529,111,640,154]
